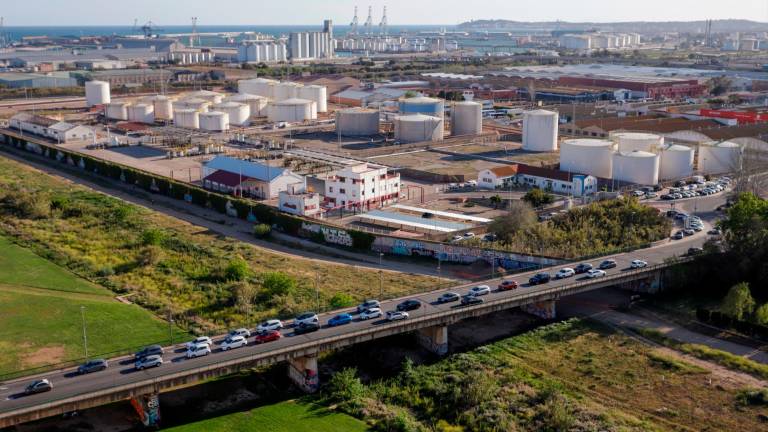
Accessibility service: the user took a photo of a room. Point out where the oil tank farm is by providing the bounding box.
[199,111,230,131]
[212,102,250,126]
[699,141,743,174]
[612,151,660,185]
[174,98,211,113]
[394,114,444,143]
[174,109,200,129]
[659,144,695,180]
[451,101,482,136]
[560,138,614,179]
[399,96,445,119]
[268,98,317,122]
[85,81,110,107]
[522,110,558,152]
[611,132,664,153]
[298,85,328,113]
[147,95,174,121]
[336,108,380,136]
[226,93,269,117]
[238,78,278,99]
[127,103,154,124]
[273,82,304,102]
[185,90,224,105]
[105,102,129,120]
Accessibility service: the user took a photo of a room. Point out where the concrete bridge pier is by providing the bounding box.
[417,325,449,356]
[288,353,319,393]
[129,392,161,427]
[521,300,557,319]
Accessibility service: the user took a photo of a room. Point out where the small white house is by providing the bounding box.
[478,165,519,190]
[46,122,95,143]
[478,164,597,197]
[279,191,322,217]
[9,113,95,143]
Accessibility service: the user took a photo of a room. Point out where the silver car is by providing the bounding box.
[135,355,163,370]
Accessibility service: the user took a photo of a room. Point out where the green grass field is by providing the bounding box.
[163,400,369,432]
[0,235,188,377]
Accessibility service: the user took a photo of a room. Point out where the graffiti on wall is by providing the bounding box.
[130,393,161,427]
[522,301,557,320]
[301,222,353,247]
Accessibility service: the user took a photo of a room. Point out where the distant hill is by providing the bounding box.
[457,19,768,34]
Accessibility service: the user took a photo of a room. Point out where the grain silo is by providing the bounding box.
[127,103,154,124]
[394,114,444,143]
[399,97,445,119]
[611,132,664,153]
[451,101,482,136]
[238,78,278,98]
[336,108,379,136]
[612,151,660,186]
[226,93,269,117]
[298,85,328,113]
[105,102,129,121]
[199,111,230,131]
[212,102,250,126]
[699,141,742,174]
[560,139,614,179]
[659,144,695,180]
[85,81,110,107]
[268,98,316,122]
[522,110,558,152]
[174,109,200,129]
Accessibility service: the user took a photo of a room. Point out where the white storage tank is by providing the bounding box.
[85,81,111,107]
[174,109,200,129]
[399,96,445,118]
[298,85,328,113]
[127,103,154,124]
[199,111,230,131]
[212,102,250,126]
[226,93,269,117]
[273,82,304,102]
[612,151,660,186]
[699,141,743,174]
[173,98,211,113]
[185,90,224,105]
[560,139,614,179]
[148,95,174,120]
[394,114,444,143]
[659,144,695,180]
[451,101,482,136]
[523,110,559,152]
[336,108,379,136]
[611,132,664,153]
[105,102,129,121]
[268,98,316,122]
[238,78,278,98]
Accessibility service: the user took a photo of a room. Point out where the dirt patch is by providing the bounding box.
[22,345,66,369]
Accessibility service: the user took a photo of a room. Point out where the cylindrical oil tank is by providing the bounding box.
[238,78,278,99]
[85,81,110,107]
[451,101,482,136]
[522,110,558,152]
[612,151,660,186]
[174,109,200,129]
[699,141,743,174]
[659,144,695,180]
[173,98,211,113]
[199,111,230,131]
[273,82,304,102]
[268,98,316,122]
[394,114,444,143]
[212,102,250,126]
[185,90,223,105]
[148,95,174,120]
[399,96,445,118]
[226,93,269,117]
[336,108,379,136]
[298,85,328,113]
[611,132,664,153]
[560,139,614,179]
[105,102,129,120]
[127,103,154,124]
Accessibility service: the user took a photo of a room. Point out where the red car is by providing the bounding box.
[497,280,519,291]
[253,330,281,344]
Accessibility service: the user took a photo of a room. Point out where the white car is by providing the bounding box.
[221,335,248,351]
[256,319,283,333]
[294,312,319,326]
[186,343,211,359]
[586,269,606,279]
[463,232,476,239]
[185,336,212,349]
[386,311,409,321]
[555,268,575,279]
[360,308,383,320]
[228,328,251,338]
[451,235,463,242]
[630,260,648,269]
[468,285,491,297]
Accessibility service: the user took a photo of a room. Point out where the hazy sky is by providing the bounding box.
[7,0,768,26]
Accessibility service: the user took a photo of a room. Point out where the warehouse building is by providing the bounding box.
[0,72,78,88]
[9,113,95,143]
[202,156,305,200]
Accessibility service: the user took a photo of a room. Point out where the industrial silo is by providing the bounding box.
[238,78,278,99]
[273,82,304,102]
[399,97,445,119]
[394,114,444,143]
[560,139,614,179]
[185,90,224,105]
[174,98,211,113]
[612,151,660,186]
[212,102,251,126]
[611,132,664,153]
[268,98,316,122]
[148,95,174,121]
[226,93,269,117]
[85,81,111,107]
[105,102,129,121]
[522,110,559,152]
[451,101,482,136]
[199,111,230,131]
[127,103,154,124]
[659,144,695,180]
[174,109,200,129]
[699,141,743,174]
[299,85,328,113]
[336,108,380,136]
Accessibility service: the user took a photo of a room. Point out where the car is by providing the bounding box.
[468,285,492,297]
[294,312,319,326]
[256,319,283,333]
[666,210,678,217]
[529,273,551,285]
[574,263,593,274]
[134,345,164,360]
[630,260,648,269]
[692,225,704,232]
[451,235,463,242]
[186,343,212,359]
[360,308,383,320]
[253,329,282,344]
[683,228,695,236]
[483,233,498,242]
[672,231,684,240]
[356,300,380,313]
[77,359,108,375]
[555,268,575,279]
[461,295,484,306]
[661,194,674,201]
[599,259,617,270]
[437,292,460,303]
[396,299,422,311]
[24,379,53,395]
[674,213,688,221]
[386,311,409,321]
[135,354,163,370]
[672,193,682,199]
[463,232,476,239]
[228,328,251,339]
[708,228,722,236]
[586,269,607,279]
[632,190,645,197]
[687,247,704,256]
[220,335,248,351]
[328,313,353,327]
[421,212,434,219]
[185,336,213,350]
[498,279,519,291]
[294,322,321,335]
[645,192,657,199]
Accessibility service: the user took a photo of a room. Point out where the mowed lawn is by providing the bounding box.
[0,236,188,377]
[163,400,369,432]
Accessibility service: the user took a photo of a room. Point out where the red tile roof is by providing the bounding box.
[489,165,520,177]
[203,170,254,187]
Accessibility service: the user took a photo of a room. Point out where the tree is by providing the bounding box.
[754,303,768,326]
[488,201,537,243]
[260,271,297,297]
[721,282,756,320]
[523,189,554,208]
[404,90,419,98]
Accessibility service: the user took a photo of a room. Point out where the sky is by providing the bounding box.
[6,0,768,26]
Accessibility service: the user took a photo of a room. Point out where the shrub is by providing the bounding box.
[223,257,251,281]
[141,228,167,246]
[329,292,354,308]
[523,189,555,208]
[260,271,296,297]
[0,188,50,219]
[253,223,272,239]
[721,282,755,321]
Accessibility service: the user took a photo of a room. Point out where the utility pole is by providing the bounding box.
[379,252,384,298]
[80,306,88,360]
[167,308,174,345]
[315,272,321,312]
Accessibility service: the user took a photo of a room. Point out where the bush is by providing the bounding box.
[0,188,50,219]
[260,271,296,297]
[329,292,355,308]
[223,257,251,281]
[253,223,272,239]
[523,189,555,208]
[141,228,167,246]
[326,367,369,413]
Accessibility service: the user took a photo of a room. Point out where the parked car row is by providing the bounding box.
[661,177,730,201]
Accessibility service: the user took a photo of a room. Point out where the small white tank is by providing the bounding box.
[127,103,154,124]
[225,93,269,117]
[451,101,482,136]
[105,102,129,120]
[173,98,211,113]
[174,109,200,129]
[560,139,614,179]
[394,114,444,143]
[659,144,695,180]
[85,81,111,107]
[336,108,379,136]
[273,82,304,102]
[212,102,251,126]
[199,111,230,131]
[611,132,664,153]
[523,110,558,152]
[298,85,328,113]
[612,151,660,186]
[699,141,743,174]
[185,90,224,105]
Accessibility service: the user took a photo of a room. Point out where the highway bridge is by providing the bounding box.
[0,234,705,428]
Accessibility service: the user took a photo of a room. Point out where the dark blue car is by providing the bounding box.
[328,313,353,327]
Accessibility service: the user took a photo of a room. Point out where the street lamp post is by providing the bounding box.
[378,253,384,299]
[167,309,174,346]
[315,272,321,312]
[80,306,88,360]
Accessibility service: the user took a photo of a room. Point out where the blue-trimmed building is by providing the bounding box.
[202,156,305,199]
